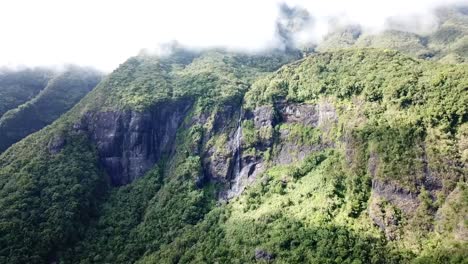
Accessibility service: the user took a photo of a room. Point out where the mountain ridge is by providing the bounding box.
[0,66,102,152]
[0,47,466,263]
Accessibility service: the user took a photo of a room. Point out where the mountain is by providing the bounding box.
[0,47,466,264]
[0,6,467,263]
[0,67,53,117]
[316,6,468,63]
[0,66,102,152]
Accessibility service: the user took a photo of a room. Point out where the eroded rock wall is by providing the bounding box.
[74,99,192,185]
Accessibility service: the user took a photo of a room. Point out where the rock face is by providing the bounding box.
[277,103,318,126]
[200,104,274,199]
[72,98,337,193]
[48,135,66,155]
[202,101,337,199]
[254,248,275,262]
[367,175,444,241]
[371,179,419,214]
[197,104,239,190]
[75,99,192,185]
[368,179,419,240]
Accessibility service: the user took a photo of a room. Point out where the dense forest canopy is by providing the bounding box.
[0,3,467,264]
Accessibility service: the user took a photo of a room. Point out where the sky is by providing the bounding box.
[0,0,466,72]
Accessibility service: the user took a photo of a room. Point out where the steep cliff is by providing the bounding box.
[74,99,192,185]
[0,49,466,264]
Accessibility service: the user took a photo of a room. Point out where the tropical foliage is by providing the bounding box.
[0,47,466,264]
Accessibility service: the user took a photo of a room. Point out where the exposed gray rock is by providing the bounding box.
[368,179,419,239]
[318,101,338,130]
[218,105,277,198]
[253,106,275,128]
[421,143,442,193]
[75,99,192,186]
[204,145,234,183]
[252,105,276,148]
[217,101,337,199]
[202,105,241,185]
[254,248,275,262]
[277,102,318,126]
[368,151,380,178]
[274,142,322,165]
[48,135,66,154]
[273,101,336,165]
[371,179,419,214]
[72,98,337,194]
[200,104,259,199]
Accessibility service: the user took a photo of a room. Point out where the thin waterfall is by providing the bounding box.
[231,105,243,195]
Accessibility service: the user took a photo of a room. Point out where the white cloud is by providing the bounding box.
[0,0,466,71]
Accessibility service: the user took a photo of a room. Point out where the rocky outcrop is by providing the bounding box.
[370,180,418,213]
[254,248,275,262]
[272,101,336,165]
[202,101,337,199]
[48,135,66,155]
[71,98,336,194]
[74,99,192,186]
[277,102,318,126]
[367,172,419,240]
[201,104,242,185]
[251,105,276,148]
[367,144,452,238]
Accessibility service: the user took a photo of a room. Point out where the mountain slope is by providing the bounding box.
[0,66,102,152]
[137,49,468,264]
[0,49,301,263]
[317,6,468,63]
[0,49,466,264]
[0,68,53,117]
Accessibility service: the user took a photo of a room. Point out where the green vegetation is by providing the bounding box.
[246,49,467,191]
[0,68,52,117]
[317,6,468,63]
[0,47,466,263]
[0,131,103,263]
[278,123,321,145]
[138,150,405,263]
[0,66,102,152]
[79,49,300,113]
[0,49,300,264]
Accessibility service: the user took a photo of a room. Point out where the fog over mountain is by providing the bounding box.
[0,1,467,263]
[1,0,466,71]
